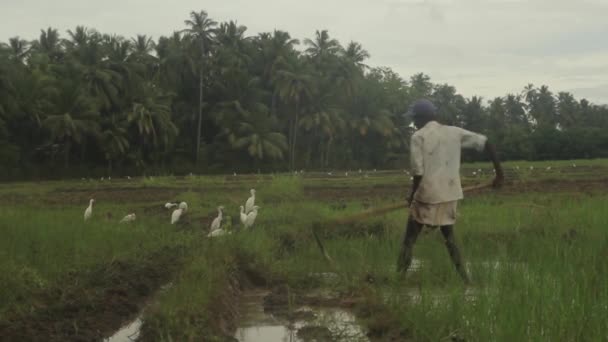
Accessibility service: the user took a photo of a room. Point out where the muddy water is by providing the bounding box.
[234,290,369,342]
[104,283,173,342]
[104,317,142,342]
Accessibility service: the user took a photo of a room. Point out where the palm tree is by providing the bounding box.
[43,81,99,167]
[408,73,433,100]
[253,30,299,121]
[274,59,313,169]
[131,35,155,55]
[344,41,370,70]
[231,111,288,161]
[304,30,342,62]
[63,26,123,112]
[504,94,530,128]
[31,28,63,62]
[299,93,344,167]
[127,85,178,153]
[4,37,30,63]
[98,115,130,174]
[182,10,217,164]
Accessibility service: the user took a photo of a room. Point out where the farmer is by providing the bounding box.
[398,99,504,284]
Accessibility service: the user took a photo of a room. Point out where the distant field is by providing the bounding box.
[1,159,607,341]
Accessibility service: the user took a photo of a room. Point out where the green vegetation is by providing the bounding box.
[1,11,608,181]
[1,160,606,340]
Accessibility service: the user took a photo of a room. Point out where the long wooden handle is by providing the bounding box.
[324,182,493,226]
[313,182,494,265]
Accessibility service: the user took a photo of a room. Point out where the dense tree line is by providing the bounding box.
[1,10,607,179]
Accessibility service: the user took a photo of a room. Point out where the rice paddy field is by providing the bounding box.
[1,159,607,341]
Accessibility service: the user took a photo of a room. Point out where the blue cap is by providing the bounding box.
[406,99,437,118]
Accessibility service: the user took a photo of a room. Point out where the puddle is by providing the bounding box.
[234,290,369,342]
[104,317,142,342]
[104,282,173,342]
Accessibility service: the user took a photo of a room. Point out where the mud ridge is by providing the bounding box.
[0,247,183,342]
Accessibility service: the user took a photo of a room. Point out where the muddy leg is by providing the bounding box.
[440,225,470,284]
[397,216,423,273]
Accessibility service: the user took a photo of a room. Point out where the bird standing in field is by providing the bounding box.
[244,206,259,229]
[240,206,247,226]
[84,199,94,221]
[171,208,183,224]
[245,189,256,214]
[210,206,224,231]
[208,206,225,236]
[120,213,136,223]
[179,202,188,212]
[165,202,178,209]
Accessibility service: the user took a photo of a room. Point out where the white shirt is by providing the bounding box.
[410,121,487,204]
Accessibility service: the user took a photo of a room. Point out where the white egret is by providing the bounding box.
[171,208,183,224]
[120,213,136,223]
[84,199,94,221]
[210,206,224,232]
[240,206,247,226]
[245,189,256,214]
[179,202,188,212]
[244,206,259,229]
[165,202,178,209]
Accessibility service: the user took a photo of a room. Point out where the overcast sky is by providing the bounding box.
[2,0,607,104]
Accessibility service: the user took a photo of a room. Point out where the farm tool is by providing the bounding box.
[312,182,494,265]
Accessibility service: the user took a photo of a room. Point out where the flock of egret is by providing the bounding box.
[82,188,260,238]
[82,163,578,228]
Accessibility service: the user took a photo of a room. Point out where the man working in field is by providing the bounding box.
[398,99,504,284]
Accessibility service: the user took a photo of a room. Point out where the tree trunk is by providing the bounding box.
[291,100,299,170]
[196,38,205,165]
[196,68,203,164]
[64,141,71,169]
[326,137,333,167]
[287,116,293,168]
[319,139,324,168]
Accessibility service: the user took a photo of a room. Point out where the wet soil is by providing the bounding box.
[0,248,183,342]
[234,287,368,342]
[305,178,608,202]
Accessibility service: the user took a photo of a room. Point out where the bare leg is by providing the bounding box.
[440,225,470,284]
[397,216,424,273]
